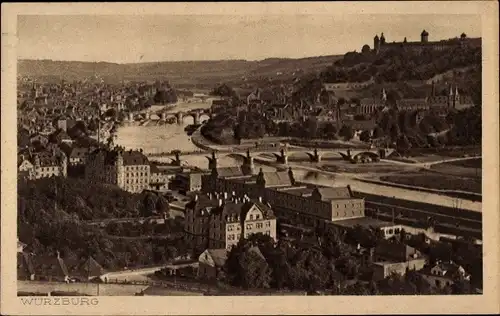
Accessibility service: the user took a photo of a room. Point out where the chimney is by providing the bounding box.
[224,192,228,200]
[258,196,263,203]
[218,198,223,207]
[194,194,199,201]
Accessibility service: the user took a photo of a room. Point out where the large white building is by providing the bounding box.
[85,147,165,193]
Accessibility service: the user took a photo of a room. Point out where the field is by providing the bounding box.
[430,158,482,179]
[439,158,482,169]
[380,171,482,194]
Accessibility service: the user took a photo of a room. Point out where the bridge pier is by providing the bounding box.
[241,149,255,175]
[307,148,322,163]
[275,148,288,164]
[193,113,200,125]
[176,112,183,125]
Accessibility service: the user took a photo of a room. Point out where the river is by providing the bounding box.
[115,99,481,213]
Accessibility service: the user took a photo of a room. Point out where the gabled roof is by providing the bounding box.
[260,171,292,187]
[215,166,245,178]
[313,187,352,201]
[74,256,106,279]
[70,147,90,159]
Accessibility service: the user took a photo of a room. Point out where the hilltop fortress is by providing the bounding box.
[367,30,481,54]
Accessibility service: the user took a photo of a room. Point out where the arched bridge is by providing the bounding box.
[128,108,214,125]
[148,147,395,165]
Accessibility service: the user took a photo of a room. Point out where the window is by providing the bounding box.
[256,214,260,220]
[227,225,233,231]
[246,224,253,230]
[249,214,253,220]
[256,223,263,229]
[266,222,271,227]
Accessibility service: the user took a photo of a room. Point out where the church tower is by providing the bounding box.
[380,33,386,45]
[373,34,380,53]
[421,30,429,43]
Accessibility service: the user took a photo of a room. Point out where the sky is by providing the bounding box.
[17,14,481,63]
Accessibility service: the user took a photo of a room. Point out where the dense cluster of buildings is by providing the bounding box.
[17,77,174,136]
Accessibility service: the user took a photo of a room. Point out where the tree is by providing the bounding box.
[304,118,319,139]
[339,125,354,141]
[322,122,337,139]
[389,123,400,141]
[142,194,157,217]
[155,196,170,216]
[372,126,384,139]
[359,130,371,143]
[396,134,412,155]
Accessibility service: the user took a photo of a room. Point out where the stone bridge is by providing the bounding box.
[128,108,213,125]
[149,147,395,166]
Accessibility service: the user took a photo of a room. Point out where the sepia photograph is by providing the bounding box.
[1,2,499,315]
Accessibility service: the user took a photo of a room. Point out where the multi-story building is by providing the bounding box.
[173,170,209,193]
[85,147,153,193]
[202,159,367,231]
[18,149,68,180]
[184,194,277,251]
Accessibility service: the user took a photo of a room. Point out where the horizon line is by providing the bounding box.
[17,54,345,65]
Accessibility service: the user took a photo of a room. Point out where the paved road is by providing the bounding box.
[381,156,481,169]
[104,262,199,281]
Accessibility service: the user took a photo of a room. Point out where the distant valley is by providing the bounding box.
[18,55,343,89]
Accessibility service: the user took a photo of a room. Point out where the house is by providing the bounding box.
[18,149,68,180]
[370,239,427,281]
[68,256,106,282]
[211,99,229,113]
[150,164,175,191]
[69,147,90,165]
[420,261,470,289]
[33,253,70,282]
[198,248,228,280]
[173,170,209,193]
[49,129,73,145]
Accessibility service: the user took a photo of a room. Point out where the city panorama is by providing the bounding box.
[16,14,483,297]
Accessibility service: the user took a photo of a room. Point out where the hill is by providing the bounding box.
[293,44,482,103]
[17,55,343,88]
